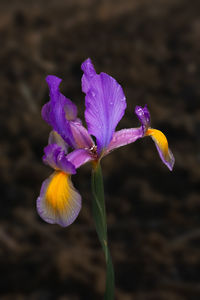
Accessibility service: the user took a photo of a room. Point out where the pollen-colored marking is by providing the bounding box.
[46,171,70,212]
[146,128,169,158]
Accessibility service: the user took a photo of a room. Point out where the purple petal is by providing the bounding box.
[42,75,77,148]
[105,105,150,154]
[46,75,77,120]
[37,171,81,227]
[67,149,93,169]
[43,75,93,150]
[48,131,68,153]
[135,105,150,134]
[70,119,94,149]
[106,127,143,154]
[81,58,96,93]
[81,59,127,155]
[106,104,175,171]
[43,144,76,174]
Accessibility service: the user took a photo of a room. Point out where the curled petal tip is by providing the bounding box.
[135,105,151,131]
[37,171,81,227]
[167,149,175,171]
[46,75,62,91]
[81,58,96,77]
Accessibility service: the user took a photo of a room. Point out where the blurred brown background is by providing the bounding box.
[0,0,200,299]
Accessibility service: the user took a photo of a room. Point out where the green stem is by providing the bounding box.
[91,162,115,300]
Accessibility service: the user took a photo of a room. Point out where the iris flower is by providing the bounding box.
[37,58,174,227]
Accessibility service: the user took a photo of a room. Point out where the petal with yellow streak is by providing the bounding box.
[37,171,81,227]
[145,128,175,171]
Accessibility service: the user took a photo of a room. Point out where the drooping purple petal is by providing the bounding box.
[43,144,76,174]
[106,127,143,155]
[81,59,127,155]
[37,171,81,227]
[42,75,77,148]
[67,148,93,169]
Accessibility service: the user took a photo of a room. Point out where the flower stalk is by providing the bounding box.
[91,162,115,300]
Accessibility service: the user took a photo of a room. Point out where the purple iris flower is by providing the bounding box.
[37,58,175,227]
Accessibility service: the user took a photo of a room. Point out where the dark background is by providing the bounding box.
[1,0,200,299]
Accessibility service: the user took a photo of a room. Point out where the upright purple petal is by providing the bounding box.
[43,75,93,150]
[46,75,77,120]
[81,58,96,93]
[43,144,76,174]
[81,59,127,155]
[42,75,77,148]
[135,104,150,134]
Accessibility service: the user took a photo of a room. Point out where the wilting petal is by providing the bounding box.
[48,131,68,153]
[43,144,76,174]
[42,75,77,148]
[67,148,93,169]
[145,128,175,171]
[81,59,127,154]
[37,171,81,227]
[106,127,143,154]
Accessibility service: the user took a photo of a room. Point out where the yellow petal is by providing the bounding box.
[37,171,81,226]
[145,128,175,170]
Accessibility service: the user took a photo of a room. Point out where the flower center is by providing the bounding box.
[90,145,98,159]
